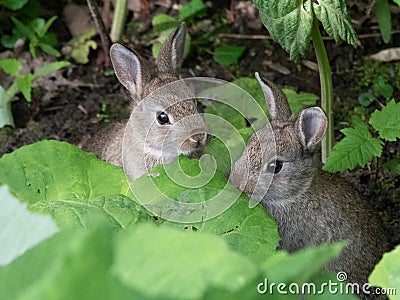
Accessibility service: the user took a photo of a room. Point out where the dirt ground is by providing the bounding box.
[0,1,399,248]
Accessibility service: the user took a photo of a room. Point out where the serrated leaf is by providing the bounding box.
[312,0,357,45]
[375,0,392,43]
[253,0,314,61]
[113,223,257,299]
[16,74,34,102]
[369,245,400,299]
[370,100,400,141]
[213,45,246,67]
[178,0,207,21]
[0,185,59,266]
[0,59,22,76]
[323,119,383,172]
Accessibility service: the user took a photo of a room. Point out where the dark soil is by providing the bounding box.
[0,1,399,248]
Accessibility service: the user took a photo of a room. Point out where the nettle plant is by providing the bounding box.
[324,94,400,173]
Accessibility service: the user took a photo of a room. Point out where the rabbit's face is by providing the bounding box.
[134,84,207,163]
[230,72,327,207]
[231,121,315,206]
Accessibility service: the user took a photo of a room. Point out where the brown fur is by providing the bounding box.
[84,23,208,180]
[230,72,387,298]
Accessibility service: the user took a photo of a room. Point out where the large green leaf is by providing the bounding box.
[0,227,143,300]
[369,246,400,300]
[132,155,279,263]
[0,185,58,266]
[253,0,314,61]
[369,99,400,141]
[113,223,257,299]
[0,140,136,229]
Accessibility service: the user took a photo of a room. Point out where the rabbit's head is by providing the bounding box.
[230,73,327,206]
[111,23,207,162]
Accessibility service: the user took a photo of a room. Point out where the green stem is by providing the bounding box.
[0,101,15,128]
[311,19,334,163]
[110,0,128,42]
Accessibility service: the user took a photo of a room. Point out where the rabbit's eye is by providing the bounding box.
[157,112,170,125]
[266,160,283,174]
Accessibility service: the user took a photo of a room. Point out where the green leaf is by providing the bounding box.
[369,245,400,299]
[312,0,357,45]
[34,61,70,78]
[370,100,400,141]
[0,58,22,76]
[253,0,314,61]
[375,0,392,43]
[29,194,154,230]
[16,74,34,102]
[384,159,400,175]
[178,0,207,21]
[151,13,178,33]
[11,17,35,39]
[41,16,58,37]
[261,242,345,284]
[113,223,257,299]
[0,185,59,266]
[323,117,383,172]
[151,14,190,59]
[373,75,393,99]
[0,0,29,10]
[0,227,141,300]
[1,34,18,48]
[213,45,246,67]
[0,140,134,228]
[68,29,98,64]
[282,87,318,115]
[38,43,60,57]
[358,92,375,107]
[132,156,279,263]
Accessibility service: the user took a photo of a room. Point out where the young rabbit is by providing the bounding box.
[230,72,387,294]
[84,23,208,180]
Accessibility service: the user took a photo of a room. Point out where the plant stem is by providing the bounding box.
[110,0,128,43]
[311,19,334,163]
[0,102,15,128]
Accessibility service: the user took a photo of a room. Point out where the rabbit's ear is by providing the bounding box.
[156,22,186,75]
[255,72,292,121]
[110,43,147,99]
[295,107,327,151]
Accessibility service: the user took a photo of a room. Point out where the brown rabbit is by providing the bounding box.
[230,72,387,297]
[84,23,208,180]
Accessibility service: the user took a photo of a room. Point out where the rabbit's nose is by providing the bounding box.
[189,133,208,147]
